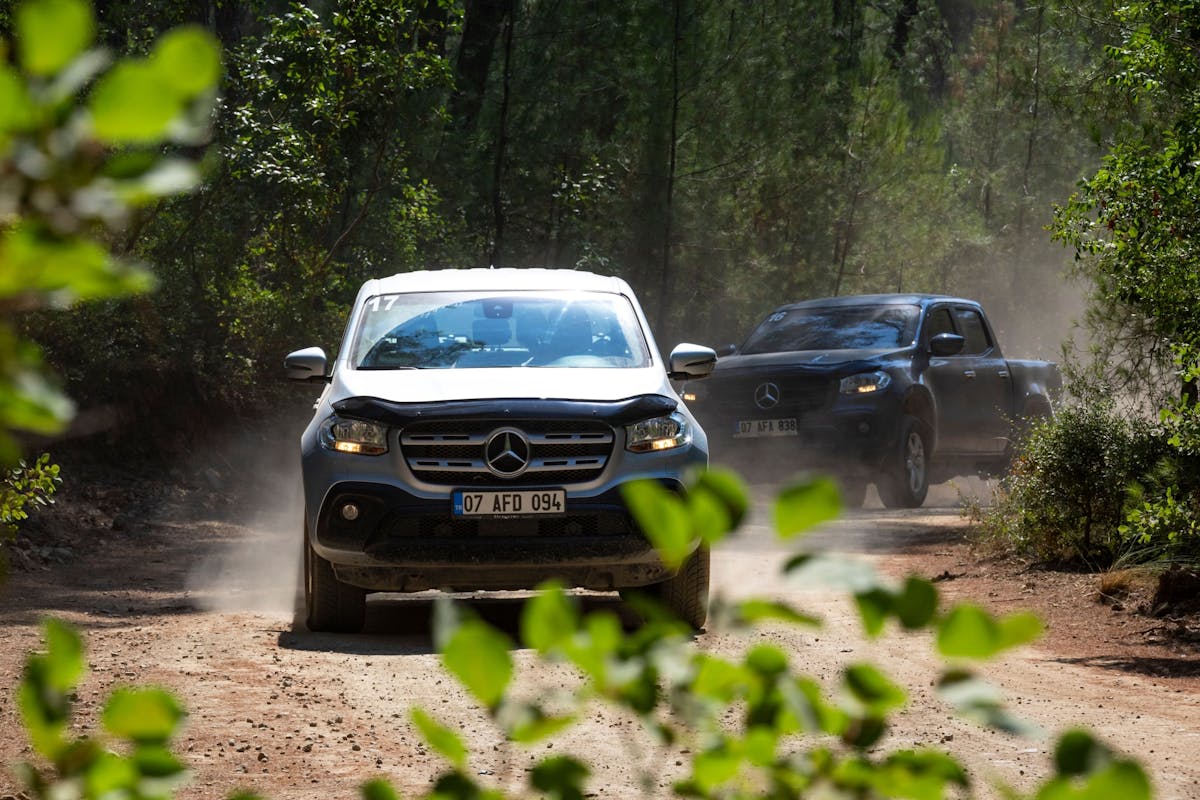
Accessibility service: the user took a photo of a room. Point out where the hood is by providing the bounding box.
[329,365,673,405]
[715,347,909,374]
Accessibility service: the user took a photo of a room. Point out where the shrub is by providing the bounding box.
[974,395,1165,565]
[0,452,59,576]
[1118,376,1200,563]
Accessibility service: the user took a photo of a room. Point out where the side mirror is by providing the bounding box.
[285,347,330,382]
[929,333,965,357]
[716,343,738,357]
[668,343,718,380]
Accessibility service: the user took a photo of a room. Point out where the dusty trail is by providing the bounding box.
[1,482,1198,799]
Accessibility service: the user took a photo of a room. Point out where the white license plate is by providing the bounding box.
[452,489,566,517]
[733,418,798,438]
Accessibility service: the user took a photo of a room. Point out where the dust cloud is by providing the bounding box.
[184,427,306,621]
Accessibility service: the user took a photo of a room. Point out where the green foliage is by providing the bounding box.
[973,396,1166,564]
[0,451,59,574]
[0,0,220,459]
[1051,0,1200,399]
[1116,351,1200,562]
[404,470,1147,800]
[16,618,192,799]
[12,468,1156,799]
[0,451,58,535]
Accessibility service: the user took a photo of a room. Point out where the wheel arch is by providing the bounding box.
[901,387,937,452]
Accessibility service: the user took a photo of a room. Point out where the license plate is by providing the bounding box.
[733,418,798,438]
[452,489,566,517]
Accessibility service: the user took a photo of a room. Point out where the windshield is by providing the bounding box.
[351,290,651,369]
[741,304,920,354]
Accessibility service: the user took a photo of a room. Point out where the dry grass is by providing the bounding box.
[1096,567,1161,608]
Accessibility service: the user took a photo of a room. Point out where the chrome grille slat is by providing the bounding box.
[400,420,614,486]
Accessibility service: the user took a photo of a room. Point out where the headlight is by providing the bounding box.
[625,412,691,453]
[839,371,892,395]
[318,415,389,455]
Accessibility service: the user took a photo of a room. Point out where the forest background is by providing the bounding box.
[3,0,1139,423]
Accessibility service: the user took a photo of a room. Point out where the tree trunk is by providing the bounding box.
[450,0,512,134]
[655,0,683,340]
[489,0,516,266]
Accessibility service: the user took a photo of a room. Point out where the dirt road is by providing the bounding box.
[1,481,1198,799]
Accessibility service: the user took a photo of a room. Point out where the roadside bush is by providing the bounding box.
[974,395,1166,565]
[12,472,1153,800]
[1118,363,1200,564]
[0,452,59,575]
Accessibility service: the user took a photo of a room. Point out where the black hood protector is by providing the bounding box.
[334,394,678,427]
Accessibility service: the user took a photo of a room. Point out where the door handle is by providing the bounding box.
[963,370,976,379]
[998,370,1010,379]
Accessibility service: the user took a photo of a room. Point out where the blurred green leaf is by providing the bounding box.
[42,618,85,691]
[999,611,1043,650]
[102,687,184,743]
[362,777,400,800]
[88,60,180,143]
[1037,761,1151,800]
[83,751,137,796]
[506,705,576,744]
[0,66,35,132]
[530,755,589,800]
[774,477,841,538]
[894,577,939,629]
[743,726,777,766]
[936,605,998,658]
[17,620,87,760]
[938,605,1042,659]
[0,224,154,303]
[520,582,578,654]
[785,553,881,592]
[130,743,187,778]
[745,644,788,678]
[691,655,747,703]
[16,0,95,76]
[687,468,748,544]
[854,588,891,637]
[150,26,221,97]
[361,778,400,800]
[441,618,513,710]
[879,749,969,798]
[113,158,202,204]
[622,480,692,568]
[411,707,467,769]
[733,599,820,627]
[692,744,741,791]
[1054,729,1107,776]
[844,663,906,715]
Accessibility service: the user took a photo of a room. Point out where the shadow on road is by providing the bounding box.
[1049,654,1200,679]
[277,591,636,656]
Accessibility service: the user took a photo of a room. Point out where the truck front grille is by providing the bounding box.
[710,374,833,416]
[400,419,614,486]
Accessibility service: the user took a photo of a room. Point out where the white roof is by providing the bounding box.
[363,268,633,296]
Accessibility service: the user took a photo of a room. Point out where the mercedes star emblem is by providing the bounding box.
[754,381,781,410]
[484,427,531,477]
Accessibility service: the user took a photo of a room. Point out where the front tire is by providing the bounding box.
[653,547,710,630]
[304,524,366,633]
[877,416,930,508]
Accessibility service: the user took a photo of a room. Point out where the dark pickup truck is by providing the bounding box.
[682,294,1061,507]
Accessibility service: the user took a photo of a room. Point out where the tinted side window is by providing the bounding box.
[924,308,956,341]
[954,309,992,355]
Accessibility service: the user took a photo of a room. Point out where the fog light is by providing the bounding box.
[341,503,360,521]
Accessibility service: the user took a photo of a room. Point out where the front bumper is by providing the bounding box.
[312,481,684,592]
[693,395,905,477]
